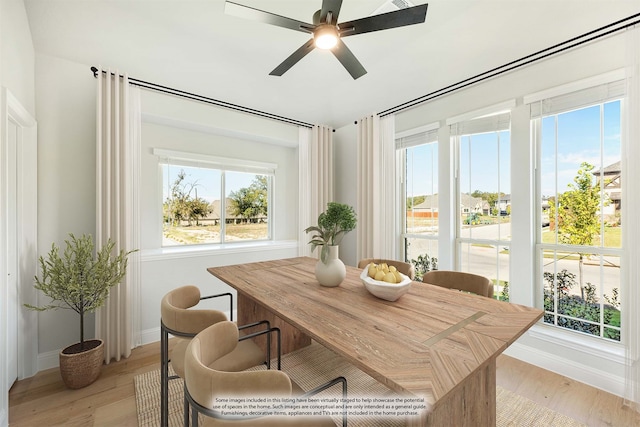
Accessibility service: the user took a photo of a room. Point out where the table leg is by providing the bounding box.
[408,358,497,427]
[237,292,311,355]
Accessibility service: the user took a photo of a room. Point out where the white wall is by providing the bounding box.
[34,54,97,361]
[334,31,631,397]
[0,0,35,116]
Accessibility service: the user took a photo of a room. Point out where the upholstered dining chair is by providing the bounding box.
[161,285,276,427]
[184,321,346,427]
[357,258,416,280]
[422,270,494,298]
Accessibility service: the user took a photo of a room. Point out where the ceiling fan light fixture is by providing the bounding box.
[226,0,429,79]
[314,25,339,49]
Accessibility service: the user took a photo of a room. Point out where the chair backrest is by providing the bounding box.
[422,270,494,298]
[185,321,292,409]
[161,285,227,334]
[357,258,415,280]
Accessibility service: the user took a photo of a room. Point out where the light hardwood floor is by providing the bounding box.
[8,340,640,426]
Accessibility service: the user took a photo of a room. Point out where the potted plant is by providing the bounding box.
[26,233,135,389]
[304,202,357,287]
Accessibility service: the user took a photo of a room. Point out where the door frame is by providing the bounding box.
[1,88,38,407]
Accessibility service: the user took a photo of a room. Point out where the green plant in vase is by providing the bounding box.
[305,202,357,263]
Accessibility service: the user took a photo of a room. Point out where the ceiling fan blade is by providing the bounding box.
[331,39,367,80]
[270,39,316,76]
[320,0,343,24]
[339,3,428,37]
[225,1,314,34]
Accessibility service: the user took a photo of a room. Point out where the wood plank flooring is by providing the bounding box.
[8,339,640,426]
[496,355,640,427]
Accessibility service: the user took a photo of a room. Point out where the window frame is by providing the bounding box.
[397,123,440,267]
[155,148,277,247]
[529,74,625,343]
[450,111,512,300]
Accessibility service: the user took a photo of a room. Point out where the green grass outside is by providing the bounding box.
[541,226,621,247]
[607,309,621,327]
[164,223,268,245]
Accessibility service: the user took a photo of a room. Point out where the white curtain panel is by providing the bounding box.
[95,68,142,363]
[298,125,334,257]
[623,24,640,411]
[356,114,396,261]
[380,115,398,258]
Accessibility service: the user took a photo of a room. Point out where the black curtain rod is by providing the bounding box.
[378,12,640,117]
[90,66,314,128]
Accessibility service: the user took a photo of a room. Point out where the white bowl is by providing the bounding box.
[360,268,412,302]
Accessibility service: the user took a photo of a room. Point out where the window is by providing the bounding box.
[531,78,624,341]
[451,112,511,301]
[398,125,439,280]
[156,149,275,247]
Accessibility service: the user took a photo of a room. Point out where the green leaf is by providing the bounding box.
[320,245,329,264]
[305,202,357,249]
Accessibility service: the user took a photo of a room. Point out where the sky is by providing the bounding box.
[539,100,621,197]
[406,99,622,199]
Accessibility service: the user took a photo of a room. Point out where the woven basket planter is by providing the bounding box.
[59,339,104,389]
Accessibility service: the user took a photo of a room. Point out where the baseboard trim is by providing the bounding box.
[141,327,160,346]
[1,407,7,427]
[504,341,626,398]
[37,348,60,371]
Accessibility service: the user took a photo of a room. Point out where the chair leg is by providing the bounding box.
[192,404,199,427]
[183,384,190,427]
[161,323,169,427]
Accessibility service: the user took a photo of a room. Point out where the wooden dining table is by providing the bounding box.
[207,257,543,426]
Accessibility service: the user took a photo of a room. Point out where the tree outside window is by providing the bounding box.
[539,99,622,342]
[162,165,271,245]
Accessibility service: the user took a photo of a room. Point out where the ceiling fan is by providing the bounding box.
[225,0,429,80]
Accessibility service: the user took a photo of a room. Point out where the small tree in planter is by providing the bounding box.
[26,233,135,388]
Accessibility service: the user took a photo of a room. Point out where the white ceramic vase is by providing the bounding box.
[315,245,346,287]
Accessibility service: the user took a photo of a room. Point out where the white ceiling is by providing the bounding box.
[24,0,640,128]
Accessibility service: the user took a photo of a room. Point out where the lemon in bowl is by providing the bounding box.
[360,267,412,302]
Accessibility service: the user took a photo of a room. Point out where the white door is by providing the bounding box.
[5,118,18,389]
[1,88,37,427]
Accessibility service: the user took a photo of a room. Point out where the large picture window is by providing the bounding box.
[531,78,624,341]
[451,112,511,301]
[398,126,439,280]
[156,149,275,247]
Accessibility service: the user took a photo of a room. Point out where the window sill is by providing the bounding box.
[527,322,626,365]
[140,240,298,262]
